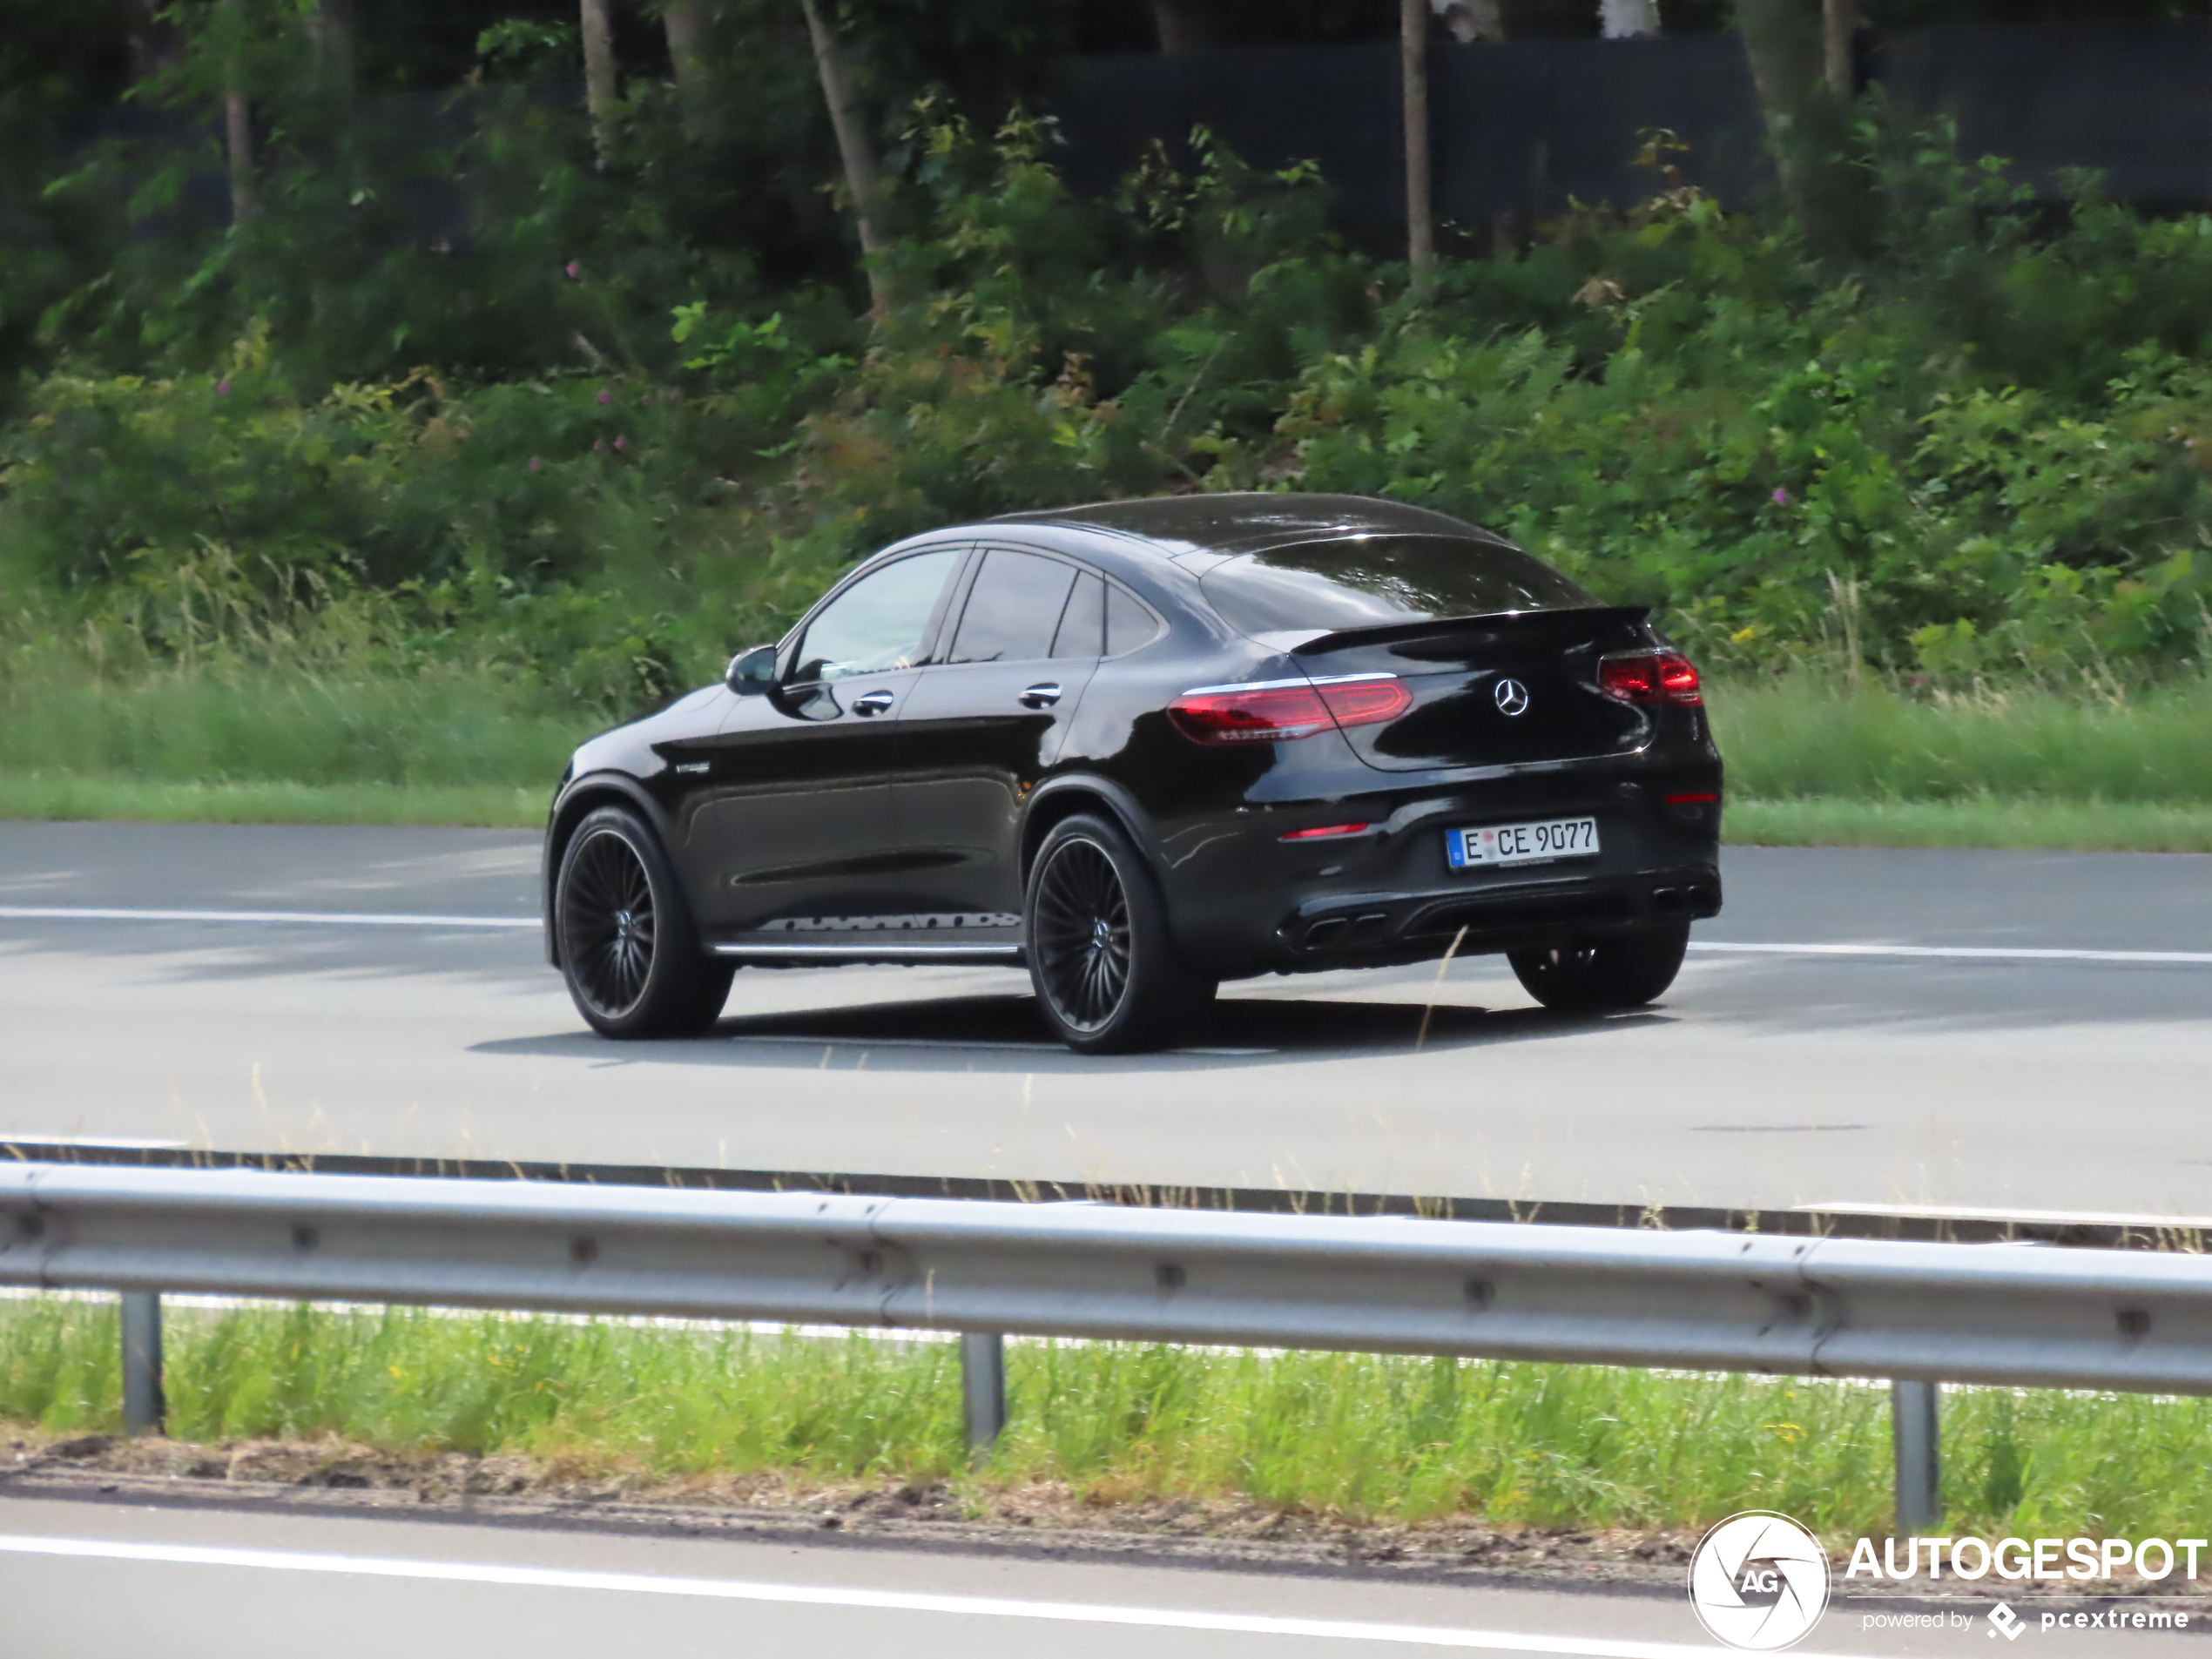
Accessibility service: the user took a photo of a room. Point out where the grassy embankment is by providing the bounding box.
[0,1295,2195,1539]
[0,670,571,829]
[1715,678,2212,852]
[4,666,2211,851]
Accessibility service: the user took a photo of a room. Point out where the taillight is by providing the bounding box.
[1279,821,1373,841]
[1315,677,1415,726]
[1598,650,1702,707]
[1168,675,1413,745]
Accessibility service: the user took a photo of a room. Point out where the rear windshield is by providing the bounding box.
[1199,536,1597,636]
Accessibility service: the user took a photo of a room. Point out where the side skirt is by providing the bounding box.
[710,939,1025,968]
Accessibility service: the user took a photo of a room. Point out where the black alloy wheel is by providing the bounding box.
[1026,813,1215,1055]
[1507,921,1690,1013]
[556,805,733,1038]
[1032,837,1131,1033]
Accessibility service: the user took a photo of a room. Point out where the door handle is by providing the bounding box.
[1018,683,1062,709]
[853,689,897,716]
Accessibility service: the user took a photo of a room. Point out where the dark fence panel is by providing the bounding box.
[1871,22,2212,206]
[1431,35,1768,223]
[1051,22,2212,228]
[1051,43,1404,216]
[1051,35,1767,226]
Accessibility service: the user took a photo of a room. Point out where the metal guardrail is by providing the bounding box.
[7,1162,2212,1529]
[10,1136,2197,1250]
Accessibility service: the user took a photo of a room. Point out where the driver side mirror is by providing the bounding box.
[725,644,778,695]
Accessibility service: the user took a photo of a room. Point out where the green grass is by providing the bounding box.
[2,1296,2203,1538]
[0,662,574,826]
[1705,678,2212,849]
[8,664,2212,850]
[0,775,547,827]
[1726,797,2212,852]
[1711,677,2212,805]
[0,667,578,792]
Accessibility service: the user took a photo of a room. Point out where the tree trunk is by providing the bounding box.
[581,0,619,162]
[1152,0,1217,53]
[226,88,256,220]
[1738,0,1822,126]
[310,0,354,101]
[1738,0,1860,252]
[799,0,894,318]
[663,0,717,139]
[1401,0,1433,293]
[1598,0,1660,37]
[1737,0,1821,198]
[1823,0,1860,100]
[220,0,256,221]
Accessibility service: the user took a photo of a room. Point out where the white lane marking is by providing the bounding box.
[1691,941,2212,966]
[0,1534,1872,1657]
[0,906,536,929]
[10,907,2205,969]
[1801,1201,2212,1230]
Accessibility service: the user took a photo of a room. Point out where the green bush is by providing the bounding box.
[13,103,2212,739]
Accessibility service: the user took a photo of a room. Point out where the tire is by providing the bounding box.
[555,806,734,1038]
[1508,922,1690,1013]
[1025,813,1217,1055]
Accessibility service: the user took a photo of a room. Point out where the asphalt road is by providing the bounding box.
[3,822,2211,1217]
[3,1493,2200,1659]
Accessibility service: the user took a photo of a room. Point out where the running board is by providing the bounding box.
[711,940,1025,967]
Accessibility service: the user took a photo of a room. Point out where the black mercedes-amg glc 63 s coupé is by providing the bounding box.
[543,493,1723,1052]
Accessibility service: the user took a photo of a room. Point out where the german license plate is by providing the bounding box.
[1447,817,1601,869]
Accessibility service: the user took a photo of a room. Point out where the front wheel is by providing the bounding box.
[1508,923,1689,1013]
[556,805,733,1038]
[1025,813,1215,1055]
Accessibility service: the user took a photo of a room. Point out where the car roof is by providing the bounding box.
[988,492,1507,558]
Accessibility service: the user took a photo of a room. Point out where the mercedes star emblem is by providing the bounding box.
[1494,678,1531,717]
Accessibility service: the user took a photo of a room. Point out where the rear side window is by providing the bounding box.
[1051,572,1106,659]
[1105,585,1165,657]
[1199,535,1596,636]
[948,550,1080,664]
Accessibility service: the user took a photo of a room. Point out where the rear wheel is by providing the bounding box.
[1508,923,1689,1013]
[1026,813,1215,1055]
[556,806,733,1038]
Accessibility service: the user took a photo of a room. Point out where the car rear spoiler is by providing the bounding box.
[1288,604,1654,658]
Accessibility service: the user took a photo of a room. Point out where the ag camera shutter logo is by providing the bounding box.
[1688,1511,1833,1651]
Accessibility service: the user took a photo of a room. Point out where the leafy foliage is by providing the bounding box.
[13,68,2212,738]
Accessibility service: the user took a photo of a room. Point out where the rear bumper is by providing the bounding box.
[1275,863,1720,971]
[1149,766,1723,976]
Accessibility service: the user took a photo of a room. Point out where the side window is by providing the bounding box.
[791,549,961,683]
[1106,583,1165,657]
[1050,572,1105,660]
[948,550,1080,664]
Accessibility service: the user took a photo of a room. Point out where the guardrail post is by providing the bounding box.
[961,1332,1007,1459]
[1892,1378,1939,1534]
[120,1291,165,1437]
